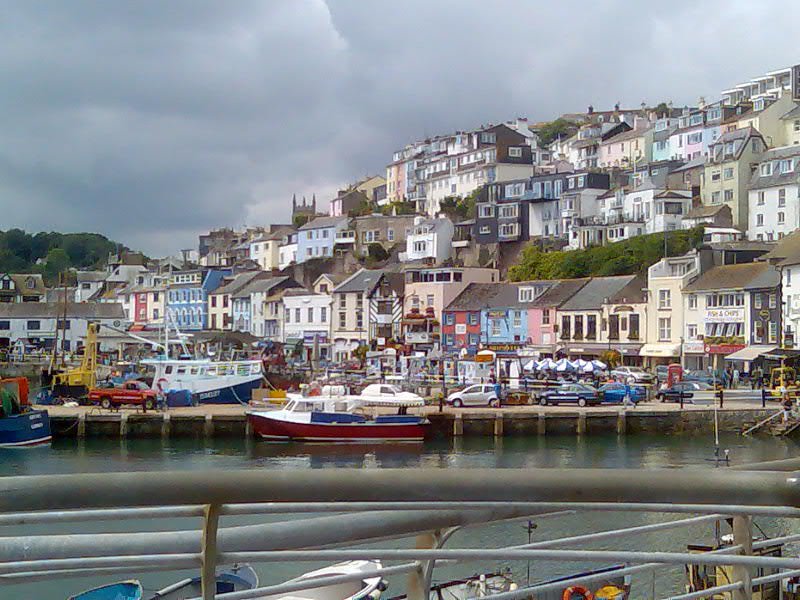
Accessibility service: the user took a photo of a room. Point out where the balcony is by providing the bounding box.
[405,331,431,344]
[335,231,356,244]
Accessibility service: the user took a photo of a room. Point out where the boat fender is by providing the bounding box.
[562,586,593,600]
[377,580,388,592]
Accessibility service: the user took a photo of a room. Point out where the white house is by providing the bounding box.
[75,271,107,302]
[402,217,454,263]
[278,232,298,271]
[282,289,332,360]
[0,302,127,353]
[747,145,800,242]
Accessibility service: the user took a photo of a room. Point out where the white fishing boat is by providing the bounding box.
[142,358,263,404]
[260,560,385,600]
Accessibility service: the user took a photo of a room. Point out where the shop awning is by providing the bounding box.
[724,345,777,362]
[639,343,681,358]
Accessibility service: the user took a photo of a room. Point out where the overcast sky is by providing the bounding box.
[1,0,798,255]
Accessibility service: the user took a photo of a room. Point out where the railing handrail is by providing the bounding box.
[741,409,783,435]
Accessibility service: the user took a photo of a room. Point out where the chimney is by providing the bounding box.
[587,105,594,115]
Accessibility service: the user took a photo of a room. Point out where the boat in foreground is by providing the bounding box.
[68,581,143,600]
[260,560,385,600]
[149,563,258,599]
[248,393,428,442]
[0,377,51,447]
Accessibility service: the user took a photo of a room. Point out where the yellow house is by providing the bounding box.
[736,93,796,147]
[781,104,800,147]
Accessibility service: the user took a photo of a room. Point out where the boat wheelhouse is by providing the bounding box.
[142,359,262,404]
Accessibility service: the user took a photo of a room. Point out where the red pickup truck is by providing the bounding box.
[88,381,158,410]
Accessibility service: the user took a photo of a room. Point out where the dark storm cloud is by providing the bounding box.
[0,0,797,254]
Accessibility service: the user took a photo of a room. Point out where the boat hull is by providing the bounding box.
[192,378,263,405]
[248,412,427,442]
[0,410,51,447]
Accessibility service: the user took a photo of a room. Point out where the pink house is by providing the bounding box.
[525,279,589,356]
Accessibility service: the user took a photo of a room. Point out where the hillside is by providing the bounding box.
[0,229,129,284]
[508,227,705,281]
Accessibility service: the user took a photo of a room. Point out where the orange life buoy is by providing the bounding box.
[562,586,593,600]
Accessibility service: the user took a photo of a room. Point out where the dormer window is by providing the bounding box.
[760,162,773,176]
[754,98,765,111]
[26,278,35,290]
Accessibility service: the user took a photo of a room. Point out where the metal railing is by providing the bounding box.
[4,461,800,599]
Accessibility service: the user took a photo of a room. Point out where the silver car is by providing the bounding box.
[447,384,500,408]
[610,366,656,384]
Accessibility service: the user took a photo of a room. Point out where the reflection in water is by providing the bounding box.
[1,433,799,599]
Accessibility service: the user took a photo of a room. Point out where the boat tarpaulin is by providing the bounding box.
[724,345,777,362]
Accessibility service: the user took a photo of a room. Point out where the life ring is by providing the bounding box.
[156,378,169,393]
[563,586,593,600]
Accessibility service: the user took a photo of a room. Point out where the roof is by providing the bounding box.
[0,302,126,319]
[672,156,706,172]
[282,288,320,297]
[298,216,348,231]
[685,204,729,218]
[781,104,800,120]
[212,271,265,296]
[748,145,800,190]
[411,218,452,233]
[334,269,387,294]
[76,271,107,283]
[530,279,591,307]
[653,189,692,200]
[761,229,800,266]
[5,274,46,294]
[314,273,348,287]
[559,276,638,311]
[601,127,651,144]
[713,127,757,145]
[445,283,532,311]
[684,262,780,292]
[652,126,677,142]
[233,276,292,299]
[606,274,647,304]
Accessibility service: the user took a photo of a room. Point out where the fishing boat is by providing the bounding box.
[141,358,263,404]
[260,560,385,600]
[247,391,428,442]
[69,580,143,600]
[148,563,258,599]
[0,377,51,447]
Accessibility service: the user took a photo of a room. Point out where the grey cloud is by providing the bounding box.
[0,0,798,254]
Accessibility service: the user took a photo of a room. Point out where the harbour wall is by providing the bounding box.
[47,408,775,440]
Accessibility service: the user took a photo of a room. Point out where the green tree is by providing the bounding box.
[42,248,70,282]
[367,243,390,263]
[536,118,578,146]
[293,214,310,228]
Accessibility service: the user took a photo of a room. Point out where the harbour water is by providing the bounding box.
[5,433,800,599]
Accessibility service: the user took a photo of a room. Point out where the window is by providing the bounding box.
[779,189,786,206]
[711,170,721,182]
[760,162,773,176]
[711,191,721,204]
[770,322,778,343]
[478,204,494,218]
[724,189,733,202]
[356,311,363,329]
[306,307,313,322]
[586,315,596,340]
[755,294,762,309]
[757,191,765,205]
[479,226,491,235]
[0,320,9,330]
[769,293,777,308]
[513,311,522,328]
[387,229,394,241]
[56,319,70,329]
[629,314,640,340]
[658,289,671,309]
[480,132,496,143]
[211,295,217,308]
[779,212,786,224]
[467,312,478,326]
[781,160,793,173]
[508,147,522,158]
[26,320,40,330]
[426,294,434,307]
[542,309,550,325]
[723,167,734,179]
[294,308,300,323]
[574,315,584,339]
[499,204,519,218]
[688,294,697,309]
[469,333,479,345]
[339,312,346,328]
[320,307,327,323]
[490,319,501,337]
[658,317,671,341]
[561,315,571,340]
[757,214,764,227]
[687,324,697,339]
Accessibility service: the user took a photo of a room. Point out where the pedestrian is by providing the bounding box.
[783,391,793,423]
[623,381,635,410]
[725,366,733,389]
[732,367,740,389]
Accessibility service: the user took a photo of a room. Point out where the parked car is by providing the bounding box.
[598,382,647,404]
[539,383,603,407]
[447,384,500,408]
[683,372,720,388]
[88,380,158,410]
[610,366,656,384]
[359,383,424,404]
[655,381,706,402]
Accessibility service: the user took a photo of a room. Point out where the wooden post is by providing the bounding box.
[204,414,214,439]
[577,412,587,436]
[161,413,170,440]
[493,413,503,438]
[453,413,463,437]
[537,412,546,435]
[77,413,86,439]
[732,515,753,600]
[119,413,128,439]
[201,503,221,600]
[617,410,626,435]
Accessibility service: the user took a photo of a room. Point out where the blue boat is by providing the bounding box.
[69,581,143,600]
[149,563,259,599]
[0,378,51,447]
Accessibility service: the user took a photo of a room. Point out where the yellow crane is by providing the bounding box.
[49,322,98,394]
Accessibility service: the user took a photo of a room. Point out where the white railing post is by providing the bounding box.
[201,503,221,600]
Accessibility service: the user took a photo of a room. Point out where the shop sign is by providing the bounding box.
[704,343,746,355]
[683,340,705,354]
[303,332,328,343]
[758,309,770,319]
[486,310,508,319]
[705,308,745,323]
[455,324,467,334]
[485,343,522,353]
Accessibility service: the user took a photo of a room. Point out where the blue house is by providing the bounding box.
[167,268,230,331]
[296,216,348,263]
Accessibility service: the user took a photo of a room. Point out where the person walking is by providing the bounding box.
[732,367,740,389]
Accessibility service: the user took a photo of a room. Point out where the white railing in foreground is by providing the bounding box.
[3,462,800,599]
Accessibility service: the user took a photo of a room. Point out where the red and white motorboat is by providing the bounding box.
[247,391,428,442]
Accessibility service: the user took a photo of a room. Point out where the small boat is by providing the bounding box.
[0,377,51,447]
[149,563,258,599]
[69,581,143,600]
[261,559,385,600]
[142,358,263,404]
[248,392,428,442]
